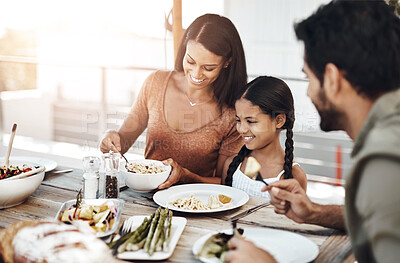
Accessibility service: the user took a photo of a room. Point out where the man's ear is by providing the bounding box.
[275,113,286,129]
[323,63,341,99]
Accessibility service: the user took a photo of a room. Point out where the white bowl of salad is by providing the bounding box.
[0,160,45,209]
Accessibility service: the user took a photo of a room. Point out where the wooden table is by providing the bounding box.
[0,167,355,263]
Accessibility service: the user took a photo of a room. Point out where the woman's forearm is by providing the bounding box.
[182,168,221,184]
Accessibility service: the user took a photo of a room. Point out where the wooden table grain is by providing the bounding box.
[0,167,355,263]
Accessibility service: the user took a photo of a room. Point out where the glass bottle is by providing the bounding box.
[82,156,100,199]
[102,151,120,199]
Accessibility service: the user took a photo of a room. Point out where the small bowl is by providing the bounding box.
[0,160,45,209]
[55,198,124,238]
[121,159,171,192]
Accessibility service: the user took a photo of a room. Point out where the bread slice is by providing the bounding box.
[0,220,39,263]
[244,156,261,178]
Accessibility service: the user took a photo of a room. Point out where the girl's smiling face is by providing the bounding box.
[182,40,226,91]
[235,98,283,150]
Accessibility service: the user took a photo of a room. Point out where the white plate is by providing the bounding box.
[117,215,187,260]
[153,184,249,213]
[192,227,319,263]
[12,156,57,172]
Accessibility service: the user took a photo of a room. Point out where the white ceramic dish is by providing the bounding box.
[11,156,57,172]
[0,160,45,209]
[121,159,171,192]
[192,227,319,263]
[55,198,124,238]
[153,184,249,213]
[117,215,187,261]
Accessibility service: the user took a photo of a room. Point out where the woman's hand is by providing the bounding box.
[157,158,187,189]
[100,130,122,153]
[223,237,276,263]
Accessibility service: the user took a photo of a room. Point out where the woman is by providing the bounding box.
[100,14,247,189]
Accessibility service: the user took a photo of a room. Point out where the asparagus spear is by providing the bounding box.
[156,226,165,252]
[144,207,161,252]
[118,214,154,253]
[126,238,146,251]
[109,218,148,249]
[163,209,173,251]
[149,208,168,255]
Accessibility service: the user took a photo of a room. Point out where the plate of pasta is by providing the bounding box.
[153,184,249,213]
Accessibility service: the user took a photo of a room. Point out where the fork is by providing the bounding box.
[254,172,269,186]
[110,217,135,255]
[230,218,238,234]
[120,217,134,236]
[120,153,130,171]
[230,201,270,233]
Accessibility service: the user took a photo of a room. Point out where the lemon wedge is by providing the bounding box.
[218,194,232,204]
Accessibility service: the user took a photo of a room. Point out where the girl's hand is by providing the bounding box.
[224,237,276,263]
[157,158,187,189]
[100,130,122,153]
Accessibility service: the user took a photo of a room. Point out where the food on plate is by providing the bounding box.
[218,194,232,204]
[170,193,232,210]
[0,220,116,263]
[126,162,166,174]
[57,191,118,233]
[196,228,244,261]
[171,193,210,210]
[0,165,36,180]
[244,156,261,178]
[110,207,173,256]
[208,195,222,209]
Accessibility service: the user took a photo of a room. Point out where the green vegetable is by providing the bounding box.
[110,216,151,253]
[163,209,173,251]
[156,226,165,252]
[149,208,168,255]
[126,238,146,251]
[144,207,161,252]
[72,189,83,218]
[118,215,153,253]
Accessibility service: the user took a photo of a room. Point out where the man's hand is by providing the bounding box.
[266,179,315,224]
[264,179,345,229]
[223,237,276,263]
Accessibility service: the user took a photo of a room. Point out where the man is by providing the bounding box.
[224,1,400,262]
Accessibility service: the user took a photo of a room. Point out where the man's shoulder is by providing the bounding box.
[360,113,400,159]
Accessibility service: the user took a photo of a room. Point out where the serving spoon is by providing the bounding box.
[4,123,17,168]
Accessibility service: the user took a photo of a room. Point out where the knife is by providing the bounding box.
[230,201,270,222]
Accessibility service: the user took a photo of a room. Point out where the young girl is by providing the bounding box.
[222,76,307,198]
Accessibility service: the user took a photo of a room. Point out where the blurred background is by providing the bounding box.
[0,0,353,186]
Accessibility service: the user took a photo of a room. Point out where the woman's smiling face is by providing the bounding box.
[235,98,281,150]
[183,40,226,91]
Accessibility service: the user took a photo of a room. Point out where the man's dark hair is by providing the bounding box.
[295,0,400,100]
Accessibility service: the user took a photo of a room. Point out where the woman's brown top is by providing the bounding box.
[132,70,243,177]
